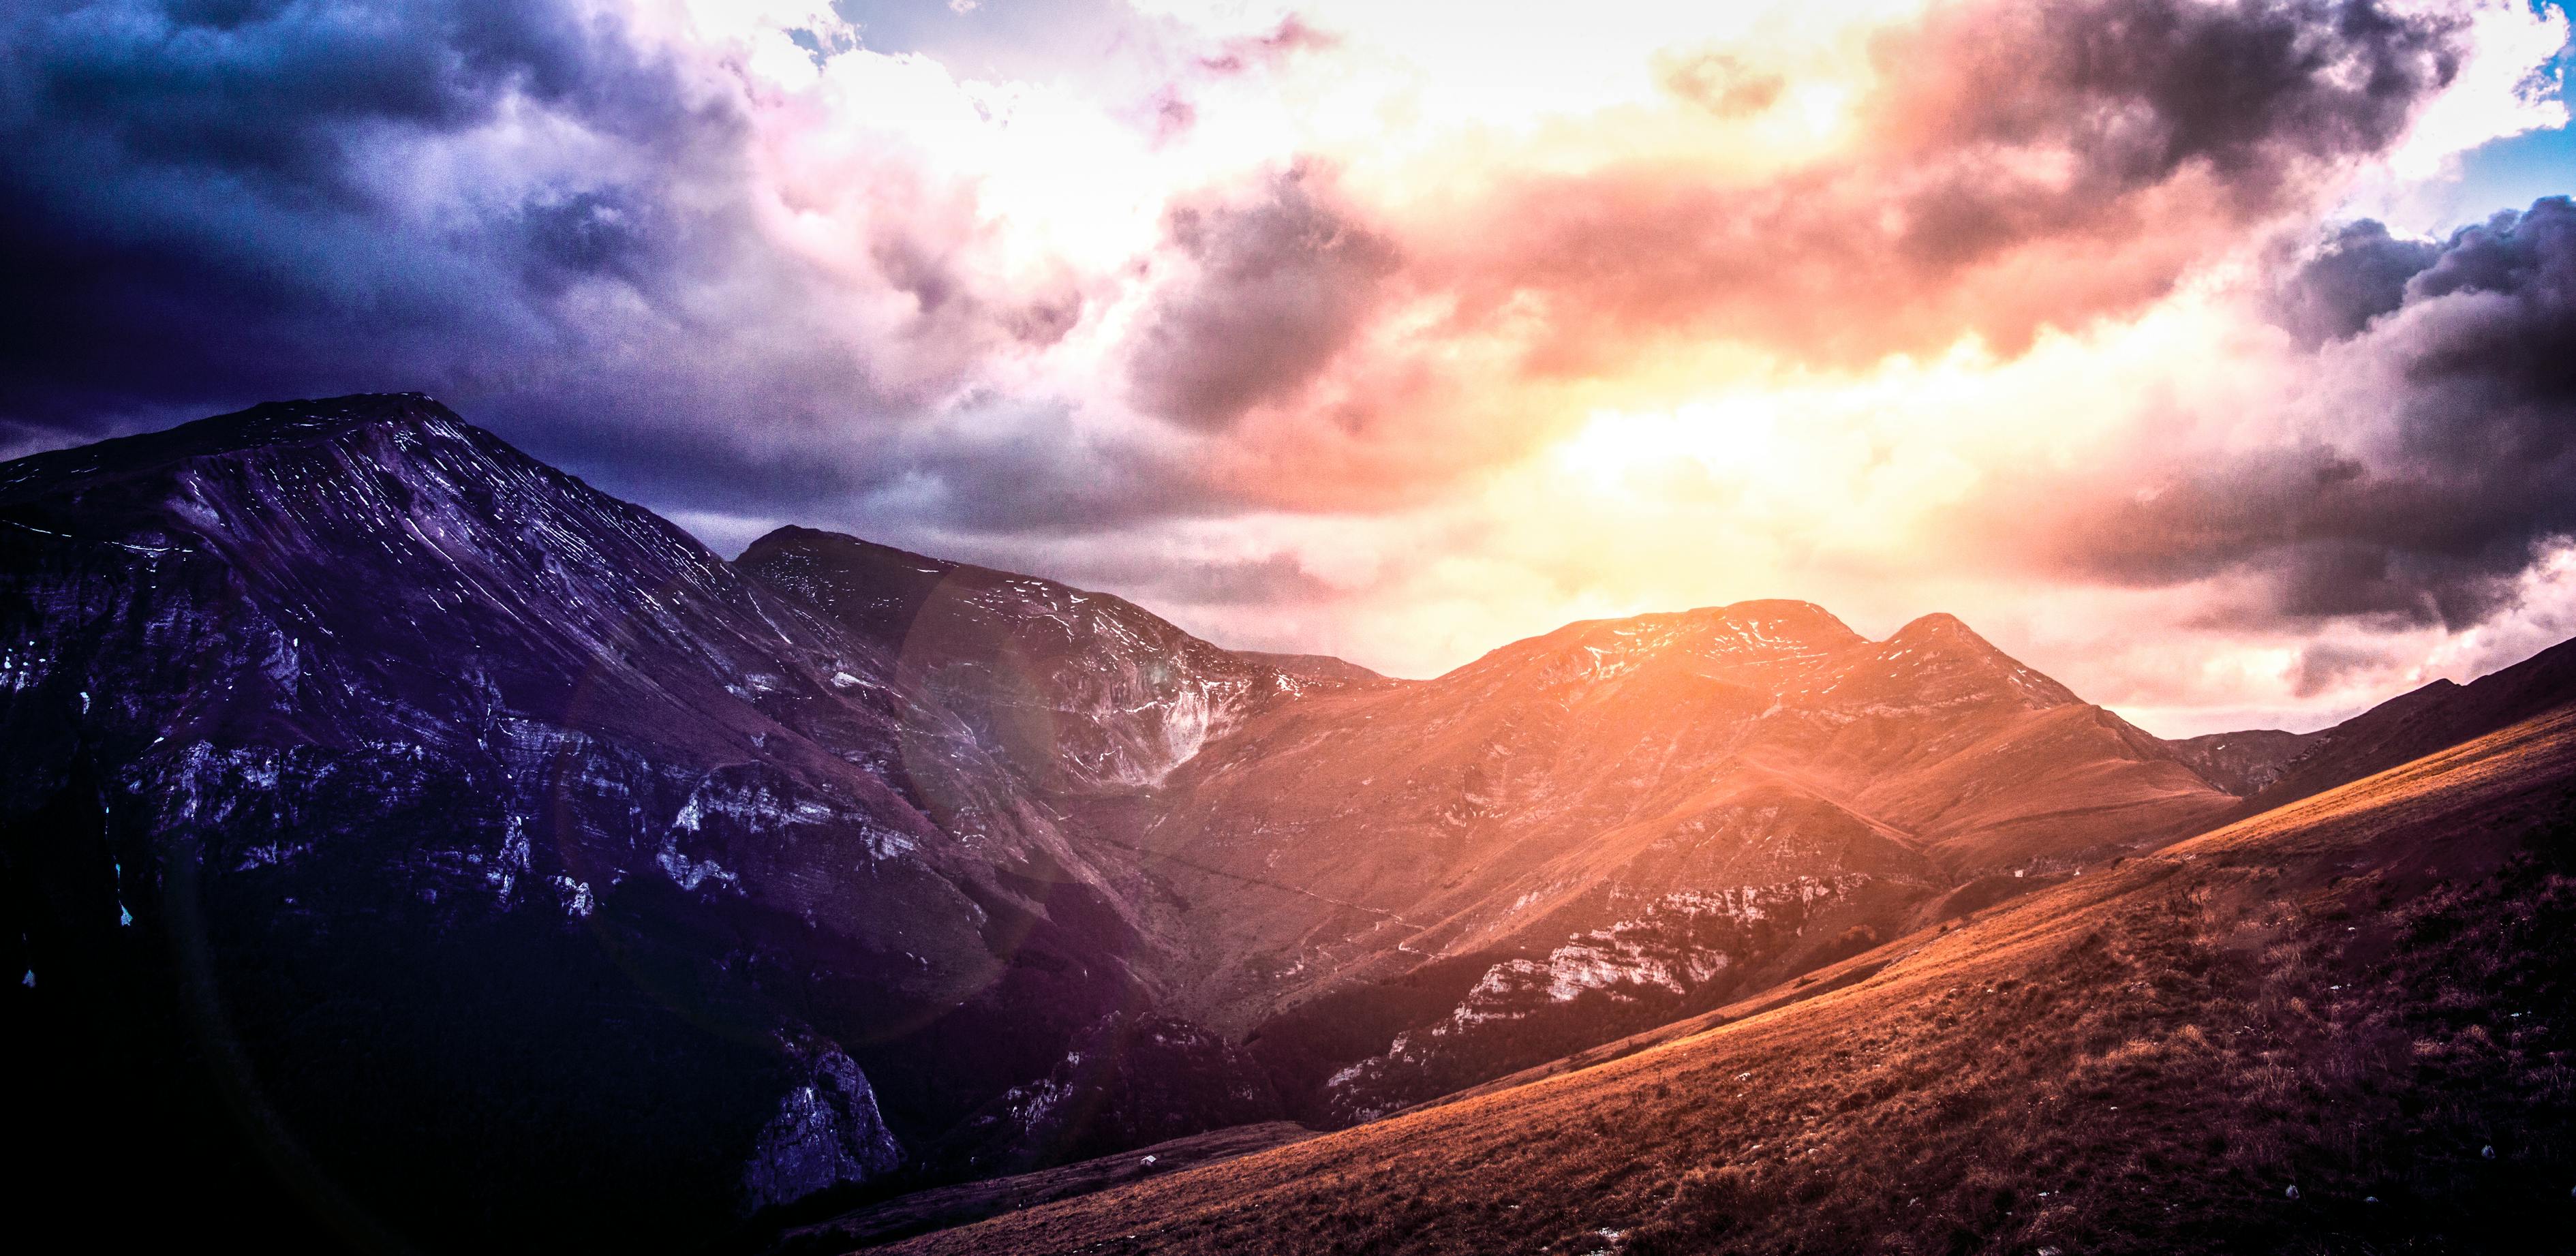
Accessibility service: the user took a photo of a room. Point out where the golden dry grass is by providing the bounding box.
[871,707,2576,1255]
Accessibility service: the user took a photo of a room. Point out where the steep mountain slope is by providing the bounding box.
[1120,604,2239,1121]
[0,397,1276,1251]
[735,527,1343,797]
[879,701,2576,1256]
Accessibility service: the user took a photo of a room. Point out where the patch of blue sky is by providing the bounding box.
[2433,1,2575,229]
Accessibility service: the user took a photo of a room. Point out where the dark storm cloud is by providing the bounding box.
[2042,197,2576,630]
[1890,0,2455,186]
[613,395,1221,546]
[515,189,662,291]
[25,0,600,187]
[870,234,1086,352]
[2269,219,2442,346]
[0,0,728,427]
[0,0,1122,538]
[1054,549,1343,608]
[1125,167,1400,430]
[1431,0,2468,376]
[855,407,1216,535]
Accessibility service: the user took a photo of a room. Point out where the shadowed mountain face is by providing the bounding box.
[734,526,1347,797]
[0,397,1277,1250]
[7,395,2567,1250]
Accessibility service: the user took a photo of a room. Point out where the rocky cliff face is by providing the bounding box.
[735,526,1347,797]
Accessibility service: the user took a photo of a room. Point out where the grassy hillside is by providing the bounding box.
[880,705,2576,1255]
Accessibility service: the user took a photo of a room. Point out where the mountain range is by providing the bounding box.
[5,395,2569,1252]
[860,690,2576,1256]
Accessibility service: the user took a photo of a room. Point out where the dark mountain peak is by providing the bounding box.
[736,525,1095,655]
[161,391,458,450]
[0,392,585,558]
[741,525,955,575]
[0,393,838,759]
[737,526,967,643]
[0,393,459,500]
[740,525,1283,692]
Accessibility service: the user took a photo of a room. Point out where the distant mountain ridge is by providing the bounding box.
[2159,727,2327,795]
[1236,651,1390,686]
[2220,636,2576,818]
[7,395,2573,1251]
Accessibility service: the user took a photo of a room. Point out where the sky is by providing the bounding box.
[2,0,2573,735]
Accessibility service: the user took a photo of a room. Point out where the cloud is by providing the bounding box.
[23,0,618,188]
[2019,196,2576,631]
[1124,166,1400,430]
[1654,50,1786,119]
[1094,0,2489,519]
[1452,0,2467,365]
[0,0,2565,729]
[1195,15,1336,76]
[2269,219,2443,345]
[0,0,1128,505]
[0,0,765,431]
[0,0,2509,513]
[2289,638,2395,696]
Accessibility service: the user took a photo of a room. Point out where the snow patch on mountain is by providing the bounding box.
[1319,875,1877,1123]
[656,835,740,893]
